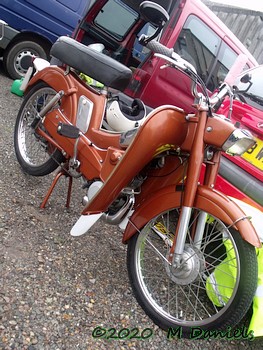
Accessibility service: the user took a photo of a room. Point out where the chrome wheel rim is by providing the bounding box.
[17,87,56,167]
[134,208,241,327]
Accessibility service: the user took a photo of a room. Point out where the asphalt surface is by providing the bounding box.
[0,62,262,350]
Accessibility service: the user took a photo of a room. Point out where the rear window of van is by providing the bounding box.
[94,0,139,40]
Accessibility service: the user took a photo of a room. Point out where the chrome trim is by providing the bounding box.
[222,129,256,156]
[120,128,139,147]
[103,195,135,225]
[194,211,208,249]
[174,206,192,255]
[76,96,93,133]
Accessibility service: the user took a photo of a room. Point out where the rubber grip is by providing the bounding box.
[146,40,174,58]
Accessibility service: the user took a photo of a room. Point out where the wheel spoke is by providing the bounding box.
[128,206,258,332]
[18,94,52,166]
[14,83,63,176]
[144,236,171,265]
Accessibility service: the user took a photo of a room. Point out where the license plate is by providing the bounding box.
[242,136,263,171]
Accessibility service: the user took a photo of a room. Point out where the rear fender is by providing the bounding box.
[26,66,77,117]
[122,185,261,247]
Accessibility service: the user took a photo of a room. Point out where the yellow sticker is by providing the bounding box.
[154,144,176,157]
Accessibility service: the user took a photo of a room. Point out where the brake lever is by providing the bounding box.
[154,53,187,72]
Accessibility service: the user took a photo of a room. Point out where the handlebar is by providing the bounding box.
[144,38,174,58]
[143,36,197,75]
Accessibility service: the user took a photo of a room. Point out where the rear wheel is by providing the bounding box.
[14,82,64,176]
[127,208,258,336]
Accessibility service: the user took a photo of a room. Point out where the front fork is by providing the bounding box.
[169,207,208,268]
[169,109,215,266]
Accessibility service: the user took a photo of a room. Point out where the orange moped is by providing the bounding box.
[14,1,261,336]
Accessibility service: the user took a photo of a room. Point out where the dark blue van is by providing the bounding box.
[0,0,90,79]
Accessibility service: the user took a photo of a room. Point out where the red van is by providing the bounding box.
[73,0,262,211]
[217,66,263,206]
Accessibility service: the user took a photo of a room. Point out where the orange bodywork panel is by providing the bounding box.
[81,106,188,214]
[122,185,261,248]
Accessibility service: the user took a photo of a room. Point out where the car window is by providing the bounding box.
[94,0,139,41]
[208,42,238,89]
[173,15,238,91]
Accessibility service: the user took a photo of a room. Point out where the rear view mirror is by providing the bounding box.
[139,1,169,44]
[235,72,253,94]
[140,1,169,28]
[240,73,252,84]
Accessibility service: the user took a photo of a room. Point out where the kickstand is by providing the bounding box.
[40,168,73,209]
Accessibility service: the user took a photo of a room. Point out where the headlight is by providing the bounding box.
[222,129,256,156]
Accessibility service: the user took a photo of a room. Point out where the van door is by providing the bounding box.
[23,0,88,38]
[0,0,90,79]
[129,12,241,113]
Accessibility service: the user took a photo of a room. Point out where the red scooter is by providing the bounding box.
[14,1,260,336]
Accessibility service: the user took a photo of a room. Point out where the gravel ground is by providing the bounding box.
[0,64,262,350]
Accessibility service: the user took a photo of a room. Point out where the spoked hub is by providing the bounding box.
[14,82,64,176]
[165,244,205,285]
[127,207,258,333]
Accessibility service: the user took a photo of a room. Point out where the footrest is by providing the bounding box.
[57,122,80,139]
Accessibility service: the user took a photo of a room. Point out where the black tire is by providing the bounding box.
[127,208,258,337]
[14,82,64,176]
[3,40,48,79]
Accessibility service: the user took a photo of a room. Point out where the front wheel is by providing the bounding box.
[14,82,64,176]
[127,208,258,336]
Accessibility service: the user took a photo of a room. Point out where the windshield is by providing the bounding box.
[236,66,263,112]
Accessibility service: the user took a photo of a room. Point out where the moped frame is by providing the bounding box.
[25,66,261,251]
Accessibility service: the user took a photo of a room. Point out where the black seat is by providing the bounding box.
[50,36,132,91]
